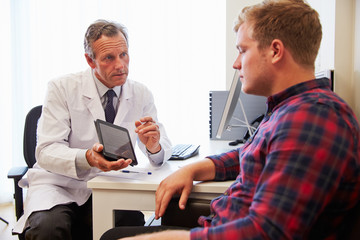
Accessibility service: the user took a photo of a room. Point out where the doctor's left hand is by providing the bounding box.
[135,116,161,154]
[86,143,132,172]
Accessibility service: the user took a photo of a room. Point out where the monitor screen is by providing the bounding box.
[215,71,267,141]
[216,71,242,139]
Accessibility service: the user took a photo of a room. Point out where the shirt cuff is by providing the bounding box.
[75,149,92,178]
[146,147,165,166]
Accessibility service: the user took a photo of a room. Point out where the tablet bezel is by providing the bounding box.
[94,119,138,166]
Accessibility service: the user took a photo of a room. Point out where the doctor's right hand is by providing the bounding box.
[86,143,132,172]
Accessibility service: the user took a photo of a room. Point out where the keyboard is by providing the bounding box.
[169,144,200,160]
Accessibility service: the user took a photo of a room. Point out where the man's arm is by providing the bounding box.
[155,158,216,219]
[120,230,190,240]
[190,103,359,239]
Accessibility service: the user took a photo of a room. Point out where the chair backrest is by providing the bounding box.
[23,105,42,168]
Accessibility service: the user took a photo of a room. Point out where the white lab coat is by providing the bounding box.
[13,68,172,233]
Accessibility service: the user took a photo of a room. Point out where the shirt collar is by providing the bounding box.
[91,69,121,98]
[266,77,332,113]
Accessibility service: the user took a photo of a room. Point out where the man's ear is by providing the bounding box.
[270,39,284,64]
[85,53,96,69]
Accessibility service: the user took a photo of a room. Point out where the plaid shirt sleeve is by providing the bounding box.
[190,89,360,239]
[206,149,241,181]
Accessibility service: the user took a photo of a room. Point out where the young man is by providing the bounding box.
[101,0,360,239]
[13,20,172,240]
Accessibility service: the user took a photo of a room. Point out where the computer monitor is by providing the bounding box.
[216,70,249,139]
[215,70,267,143]
[216,69,334,141]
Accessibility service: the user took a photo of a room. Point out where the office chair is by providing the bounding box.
[7,105,42,240]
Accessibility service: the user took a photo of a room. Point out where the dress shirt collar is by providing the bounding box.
[91,69,121,98]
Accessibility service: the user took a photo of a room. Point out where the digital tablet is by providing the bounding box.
[94,119,138,166]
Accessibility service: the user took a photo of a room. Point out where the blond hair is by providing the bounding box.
[234,0,322,68]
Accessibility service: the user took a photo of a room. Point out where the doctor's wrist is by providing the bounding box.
[147,144,161,155]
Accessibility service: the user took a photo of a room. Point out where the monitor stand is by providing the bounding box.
[228,114,265,146]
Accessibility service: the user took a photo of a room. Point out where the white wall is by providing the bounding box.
[354,0,360,120]
[333,0,360,120]
[310,0,335,72]
[334,0,355,112]
[0,0,13,203]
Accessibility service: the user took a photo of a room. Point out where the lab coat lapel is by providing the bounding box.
[82,70,104,121]
[115,80,133,123]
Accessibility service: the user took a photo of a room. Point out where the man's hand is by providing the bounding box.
[135,116,161,153]
[155,166,195,219]
[155,159,216,219]
[119,230,190,240]
[86,143,132,172]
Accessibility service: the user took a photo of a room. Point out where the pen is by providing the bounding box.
[121,170,152,175]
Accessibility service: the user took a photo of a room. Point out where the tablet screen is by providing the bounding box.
[95,119,137,166]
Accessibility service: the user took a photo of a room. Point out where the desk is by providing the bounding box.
[87,140,238,240]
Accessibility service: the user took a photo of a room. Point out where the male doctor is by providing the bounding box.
[13,19,172,240]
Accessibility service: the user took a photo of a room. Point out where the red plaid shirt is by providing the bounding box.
[191,78,360,239]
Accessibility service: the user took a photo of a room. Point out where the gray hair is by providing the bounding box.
[84,19,129,59]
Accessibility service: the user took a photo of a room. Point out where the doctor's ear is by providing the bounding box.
[270,39,284,64]
[85,53,96,69]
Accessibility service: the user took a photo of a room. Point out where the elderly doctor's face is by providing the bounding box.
[86,32,129,88]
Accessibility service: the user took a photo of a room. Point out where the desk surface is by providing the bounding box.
[88,139,237,189]
[87,140,239,240]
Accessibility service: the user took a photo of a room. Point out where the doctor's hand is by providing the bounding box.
[135,116,161,154]
[86,143,132,172]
